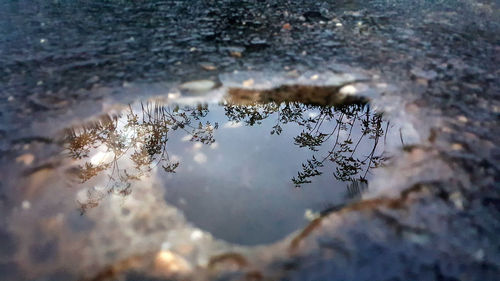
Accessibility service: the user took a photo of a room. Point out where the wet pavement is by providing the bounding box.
[0,0,499,281]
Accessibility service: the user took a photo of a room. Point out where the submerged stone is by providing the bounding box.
[179,79,220,95]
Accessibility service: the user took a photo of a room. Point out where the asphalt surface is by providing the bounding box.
[0,0,499,280]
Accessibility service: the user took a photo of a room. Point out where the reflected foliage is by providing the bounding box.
[223,101,390,191]
[65,93,391,213]
[65,103,217,213]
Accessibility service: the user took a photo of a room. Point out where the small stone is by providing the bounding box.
[282,23,292,30]
[7,96,14,102]
[415,78,429,86]
[339,85,358,96]
[16,153,35,166]
[22,200,31,210]
[248,38,269,49]
[167,92,181,99]
[200,63,217,71]
[450,192,464,210]
[304,209,320,221]
[154,250,191,275]
[442,126,453,133]
[190,230,203,241]
[408,147,426,162]
[230,51,242,58]
[179,80,218,94]
[457,115,468,123]
[474,249,485,261]
[242,79,254,87]
[451,143,464,151]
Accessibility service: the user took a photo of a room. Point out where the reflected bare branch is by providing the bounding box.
[65,102,217,213]
[65,87,394,213]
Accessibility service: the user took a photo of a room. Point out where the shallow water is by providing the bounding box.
[0,0,497,280]
[0,70,418,280]
[65,99,396,245]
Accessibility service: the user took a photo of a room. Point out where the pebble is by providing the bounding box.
[22,200,31,210]
[16,153,35,166]
[474,249,485,261]
[450,192,464,210]
[154,250,191,275]
[179,80,218,94]
[304,209,320,221]
[457,115,468,123]
[167,92,181,99]
[200,63,217,71]
[229,51,242,58]
[242,79,254,87]
[190,230,203,241]
[340,85,358,96]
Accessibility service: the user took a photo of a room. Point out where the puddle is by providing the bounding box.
[0,71,422,280]
[66,98,396,245]
[54,73,415,247]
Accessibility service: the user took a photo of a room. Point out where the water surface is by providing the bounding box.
[65,95,396,245]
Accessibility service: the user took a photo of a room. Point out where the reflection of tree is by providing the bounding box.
[64,103,217,213]
[224,97,390,192]
[65,84,392,212]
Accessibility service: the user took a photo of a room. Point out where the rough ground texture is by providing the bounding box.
[0,0,499,280]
